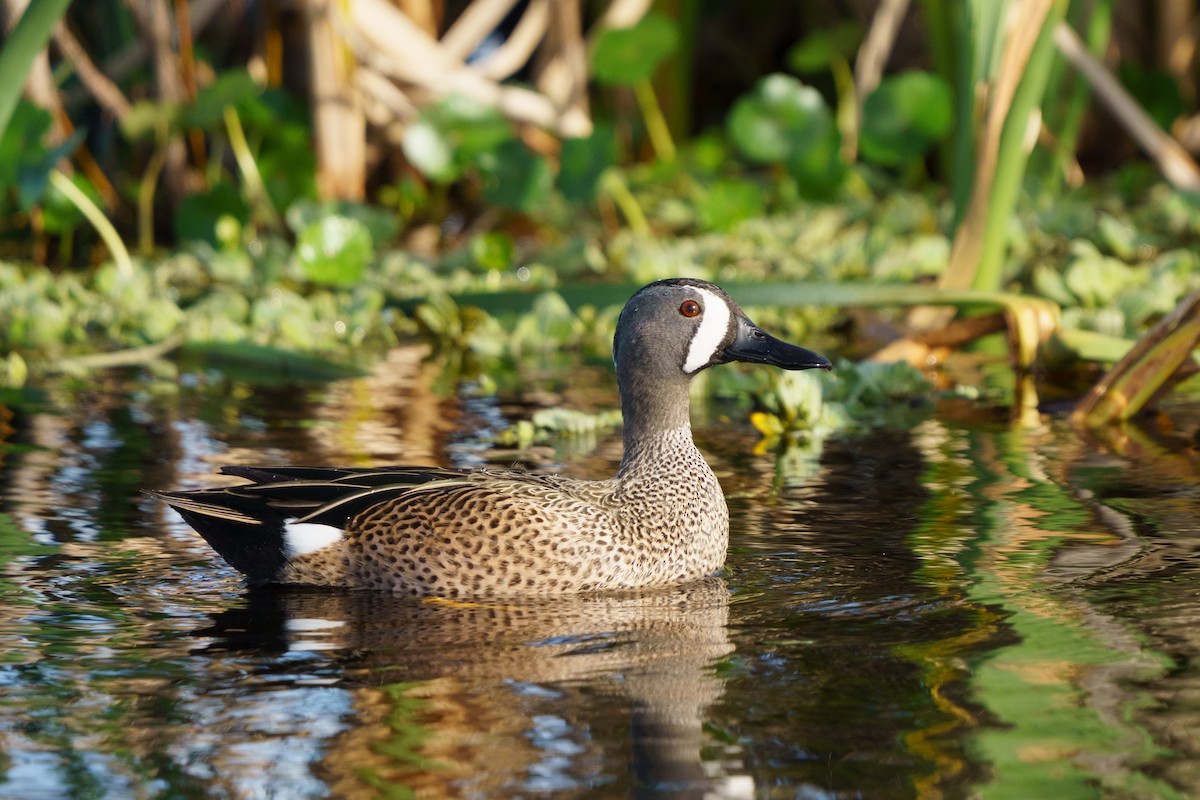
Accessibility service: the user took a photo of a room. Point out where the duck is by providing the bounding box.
[150,278,831,595]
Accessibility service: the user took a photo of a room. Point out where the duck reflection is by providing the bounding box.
[197,578,739,799]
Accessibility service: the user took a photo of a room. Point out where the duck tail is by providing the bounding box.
[147,489,290,585]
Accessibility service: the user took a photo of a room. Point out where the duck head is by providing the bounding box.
[613,278,832,377]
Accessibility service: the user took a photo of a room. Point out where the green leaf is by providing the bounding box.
[591,12,680,86]
[1032,264,1077,307]
[686,130,730,175]
[16,128,82,210]
[0,100,50,186]
[255,122,317,212]
[267,290,319,349]
[727,74,836,165]
[725,74,846,197]
[236,86,300,131]
[695,178,765,232]
[786,22,862,72]
[381,174,431,219]
[1118,62,1184,132]
[183,70,262,130]
[557,124,617,203]
[178,341,362,384]
[120,99,180,141]
[438,96,513,162]
[401,95,516,182]
[1063,242,1138,308]
[295,215,374,287]
[481,140,552,212]
[286,200,399,245]
[141,296,185,342]
[470,231,514,272]
[173,183,250,245]
[401,118,456,181]
[1117,288,1164,328]
[859,71,954,166]
[510,291,579,352]
[22,298,69,348]
[1096,212,1139,260]
[0,0,72,143]
[3,352,27,388]
[787,121,845,199]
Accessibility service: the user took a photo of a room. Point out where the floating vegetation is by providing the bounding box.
[495,407,624,451]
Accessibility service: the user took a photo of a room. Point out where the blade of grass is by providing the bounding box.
[0,0,74,137]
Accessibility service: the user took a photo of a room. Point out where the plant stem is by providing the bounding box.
[49,169,133,278]
[599,171,650,235]
[830,57,858,161]
[138,146,168,256]
[633,79,676,162]
[51,332,186,373]
[223,105,283,229]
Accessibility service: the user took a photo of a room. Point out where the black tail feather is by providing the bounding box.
[149,490,289,585]
[151,464,476,586]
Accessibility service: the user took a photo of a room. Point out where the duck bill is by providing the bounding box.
[723,316,832,371]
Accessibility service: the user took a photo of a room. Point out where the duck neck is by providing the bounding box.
[617,372,695,475]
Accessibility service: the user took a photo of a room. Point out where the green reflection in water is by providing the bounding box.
[357,680,442,799]
[902,421,1180,799]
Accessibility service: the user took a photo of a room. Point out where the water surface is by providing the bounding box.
[2,350,1199,798]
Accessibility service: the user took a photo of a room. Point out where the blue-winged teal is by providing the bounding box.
[151,279,831,595]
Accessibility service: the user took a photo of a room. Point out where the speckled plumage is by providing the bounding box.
[150,279,830,595]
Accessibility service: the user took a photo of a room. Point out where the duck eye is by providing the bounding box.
[679,300,701,318]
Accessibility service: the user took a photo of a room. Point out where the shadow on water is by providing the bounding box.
[2,352,1200,797]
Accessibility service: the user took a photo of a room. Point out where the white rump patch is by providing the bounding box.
[682,287,732,373]
[283,519,343,558]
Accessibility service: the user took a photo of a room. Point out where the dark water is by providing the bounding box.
[2,350,1200,799]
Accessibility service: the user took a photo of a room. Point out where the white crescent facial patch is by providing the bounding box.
[682,287,732,374]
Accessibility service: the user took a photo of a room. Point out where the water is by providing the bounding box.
[2,348,1200,798]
